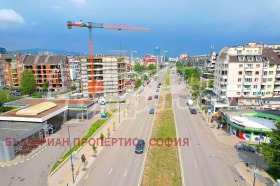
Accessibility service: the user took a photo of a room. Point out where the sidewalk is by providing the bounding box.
[47,90,140,186]
[206,117,275,186]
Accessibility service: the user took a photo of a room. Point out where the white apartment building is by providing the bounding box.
[214,44,280,110]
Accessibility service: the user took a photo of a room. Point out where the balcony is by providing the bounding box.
[276,74,280,78]
[274,87,280,91]
[245,67,253,71]
[274,80,280,85]
[243,81,252,85]
[220,81,227,85]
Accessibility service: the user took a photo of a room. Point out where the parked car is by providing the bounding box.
[135,139,145,154]
[149,108,155,114]
[156,89,159,92]
[148,96,152,100]
[154,95,158,99]
[236,142,256,152]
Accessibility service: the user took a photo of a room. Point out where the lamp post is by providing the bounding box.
[253,128,262,186]
[67,126,81,183]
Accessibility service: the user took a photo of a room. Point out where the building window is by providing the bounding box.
[267,85,272,88]
[268,78,273,82]
[266,92,271,95]
[239,64,243,68]
[245,78,252,82]
[269,71,274,75]
[247,56,253,61]
[256,64,260,68]
[238,78,242,82]
[255,71,259,75]
[237,50,242,54]
[237,92,241,95]
[238,56,244,61]
[269,64,274,68]
[254,78,259,82]
[237,85,241,89]
[262,78,267,83]
[254,85,258,89]
[263,71,268,76]
[255,56,262,61]
[238,71,242,75]
[253,92,257,96]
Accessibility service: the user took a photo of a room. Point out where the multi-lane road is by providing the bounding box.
[170,68,237,186]
[77,70,166,186]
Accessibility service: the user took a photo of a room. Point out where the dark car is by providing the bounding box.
[135,139,145,154]
[190,108,197,114]
[156,89,159,92]
[154,95,158,99]
[149,108,155,114]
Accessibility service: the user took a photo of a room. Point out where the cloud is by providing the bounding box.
[70,0,86,7]
[0,9,25,24]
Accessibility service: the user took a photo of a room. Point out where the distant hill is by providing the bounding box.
[7,48,87,56]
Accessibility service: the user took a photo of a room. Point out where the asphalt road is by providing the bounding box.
[77,70,166,186]
[170,68,237,186]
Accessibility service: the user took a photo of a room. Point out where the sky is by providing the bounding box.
[0,0,280,57]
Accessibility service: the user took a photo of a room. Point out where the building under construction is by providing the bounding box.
[80,56,126,98]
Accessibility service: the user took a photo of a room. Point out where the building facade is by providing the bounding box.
[143,54,157,68]
[214,44,280,109]
[80,56,126,98]
[22,55,71,92]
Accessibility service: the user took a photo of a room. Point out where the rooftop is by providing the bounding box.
[0,98,97,122]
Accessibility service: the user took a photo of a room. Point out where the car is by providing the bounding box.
[159,83,161,86]
[149,108,155,114]
[135,139,145,154]
[236,142,256,153]
[148,96,152,100]
[190,108,197,114]
[154,95,158,99]
[156,89,159,92]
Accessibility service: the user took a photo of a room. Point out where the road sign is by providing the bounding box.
[100,98,106,107]
[254,173,259,177]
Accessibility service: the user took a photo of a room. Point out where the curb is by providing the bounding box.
[47,110,118,178]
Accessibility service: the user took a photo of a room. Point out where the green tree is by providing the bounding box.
[208,79,214,89]
[187,62,191,67]
[92,145,97,157]
[42,80,49,92]
[136,79,142,87]
[262,121,280,175]
[0,91,15,113]
[147,64,156,70]
[100,133,105,145]
[20,71,36,95]
[134,63,145,73]
[144,75,148,81]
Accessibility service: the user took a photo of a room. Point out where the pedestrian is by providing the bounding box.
[81,154,86,163]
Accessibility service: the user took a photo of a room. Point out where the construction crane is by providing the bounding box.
[67,20,150,98]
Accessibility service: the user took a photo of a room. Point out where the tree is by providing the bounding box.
[42,80,49,92]
[92,145,97,157]
[208,79,214,89]
[134,63,145,73]
[136,79,142,88]
[100,133,105,145]
[147,64,156,70]
[20,71,36,95]
[144,75,148,81]
[0,91,15,113]
[262,121,280,173]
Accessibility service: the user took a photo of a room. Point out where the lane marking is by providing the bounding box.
[108,168,113,175]
[124,169,127,176]
[193,158,198,168]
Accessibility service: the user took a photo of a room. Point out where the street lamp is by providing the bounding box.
[67,125,81,183]
[253,128,262,186]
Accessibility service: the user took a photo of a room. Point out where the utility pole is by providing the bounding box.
[68,126,75,183]
[253,129,262,186]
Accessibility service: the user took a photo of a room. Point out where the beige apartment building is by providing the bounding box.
[80,56,126,98]
[214,44,280,110]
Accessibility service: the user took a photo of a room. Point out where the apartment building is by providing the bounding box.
[143,54,157,68]
[81,56,126,98]
[0,54,7,90]
[1,54,24,90]
[22,55,71,92]
[214,45,280,110]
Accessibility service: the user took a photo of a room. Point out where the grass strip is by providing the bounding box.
[142,71,181,186]
[49,109,117,175]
